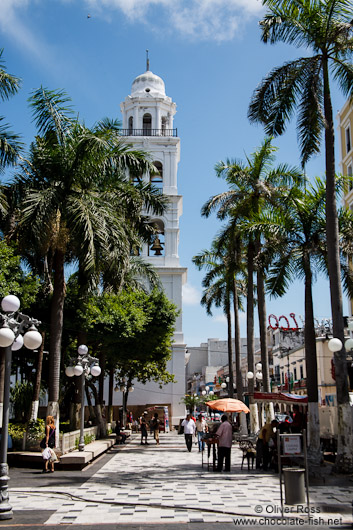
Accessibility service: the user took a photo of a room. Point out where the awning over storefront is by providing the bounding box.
[253,391,308,405]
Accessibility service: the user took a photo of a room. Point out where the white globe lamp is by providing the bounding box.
[65,366,75,377]
[1,295,20,313]
[0,326,15,347]
[247,371,254,380]
[11,334,24,351]
[23,328,42,350]
[209,390,214,396]
[78,344,88,356]
[221,382,227,389]
[328,338,342,352]
[74,364,84,376]
[345,338,353,351]
[256,362,262,371]
[202,390,206,396]
[91,364,101,377]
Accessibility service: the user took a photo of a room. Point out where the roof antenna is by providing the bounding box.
[146,49,150,71]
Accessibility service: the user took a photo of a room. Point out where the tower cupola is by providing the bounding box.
[131,70,166,98]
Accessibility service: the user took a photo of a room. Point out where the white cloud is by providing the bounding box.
[0,0,264,63]
[182,283,200,306]
[0,0,55,71]
[84,0,264,41]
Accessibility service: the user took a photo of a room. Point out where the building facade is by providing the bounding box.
[107,65,187,425]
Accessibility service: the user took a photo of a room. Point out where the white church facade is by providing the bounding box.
[106,64,187,426]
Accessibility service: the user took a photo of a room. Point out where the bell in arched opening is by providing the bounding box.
[150,235,163,255]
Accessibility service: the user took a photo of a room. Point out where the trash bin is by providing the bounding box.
[283,468,305,504]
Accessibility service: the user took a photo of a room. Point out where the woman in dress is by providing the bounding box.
[43,415,56,473]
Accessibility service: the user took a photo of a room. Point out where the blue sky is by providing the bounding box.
[0,0,347,346]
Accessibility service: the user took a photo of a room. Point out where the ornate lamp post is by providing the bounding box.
[0,295,42,520]
[65,345,101,451]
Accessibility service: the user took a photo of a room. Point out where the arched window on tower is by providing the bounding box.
[151,161,163,193]
[143,113,152,135]
[148,220,165,257]
[128,116,133,135]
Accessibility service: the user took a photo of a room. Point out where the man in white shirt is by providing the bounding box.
[181,413,196,452]
[195,415,208,452]
[215,414,233,472]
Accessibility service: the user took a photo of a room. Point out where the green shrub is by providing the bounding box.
[74,433,96,449]
[26,418,45,445]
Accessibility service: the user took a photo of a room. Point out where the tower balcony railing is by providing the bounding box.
[119,128,178,137]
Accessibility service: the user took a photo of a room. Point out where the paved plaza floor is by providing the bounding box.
[2,431,352,528]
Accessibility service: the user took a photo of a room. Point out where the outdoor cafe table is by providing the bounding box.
[202,436,218,471]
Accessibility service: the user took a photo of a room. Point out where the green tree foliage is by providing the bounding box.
[0,48,22,173]
[0,239,40,308]
[65,287,179,387]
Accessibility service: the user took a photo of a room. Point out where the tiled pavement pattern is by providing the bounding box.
[9,432,352,525]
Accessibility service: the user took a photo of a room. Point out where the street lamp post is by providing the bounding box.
[65,345,101,451]
[0,295,42,520]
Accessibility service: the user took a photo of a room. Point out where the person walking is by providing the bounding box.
[195,414,208,452]
[152,412,160,445]
[215,414,233,472]
[140,412,148,445]
[42,415,56,473]
[181,413,196,452]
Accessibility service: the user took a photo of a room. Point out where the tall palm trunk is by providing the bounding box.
[247,240,259,433]
[323,58,353,472]
[257,266,274,425]
[108,368,114,424]
[48,249,65,445]
[225,291,234,398]
[30,332,45,421]
[303,253,321,464]
[233,277,247,433]
[257,268,269,393]
[233,277,243,400]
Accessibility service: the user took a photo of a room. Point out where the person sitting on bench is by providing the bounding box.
[115,420,127,444]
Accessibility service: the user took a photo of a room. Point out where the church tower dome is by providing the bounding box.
[131,69,166,98]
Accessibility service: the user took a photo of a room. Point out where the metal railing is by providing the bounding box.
[119,128,178,137]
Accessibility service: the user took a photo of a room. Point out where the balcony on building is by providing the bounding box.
[119,128,178,137]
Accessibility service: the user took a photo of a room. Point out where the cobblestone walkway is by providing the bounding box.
[9,432,352,525]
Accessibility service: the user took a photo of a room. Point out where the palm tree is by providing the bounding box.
[7,87,167,428]
[250,176,353,463]
[0,49,22,172]
[248,0,353,471]
[193,243,235,398]
[202,138,303,428]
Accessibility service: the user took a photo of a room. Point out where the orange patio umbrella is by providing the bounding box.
[205,398,250,414]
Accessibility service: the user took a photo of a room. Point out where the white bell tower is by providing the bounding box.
[119,57,187,425]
